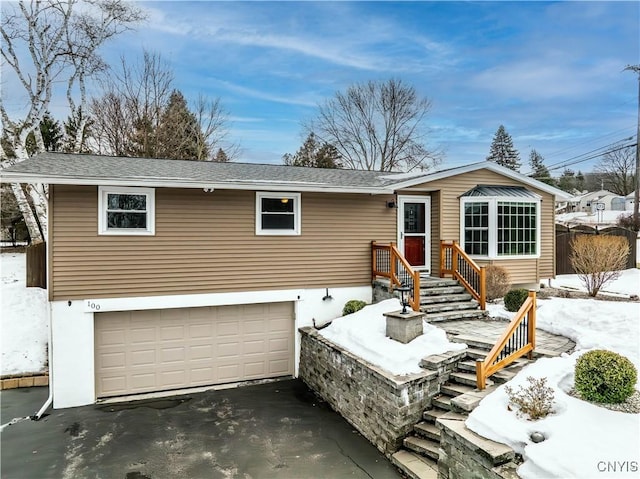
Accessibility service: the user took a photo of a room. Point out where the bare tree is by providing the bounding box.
[0,0,144,241]
[595,143,636,196]
[308,79,440,172]
[91,53,238,161]
[91,51,173,157]
[192,94,239,161]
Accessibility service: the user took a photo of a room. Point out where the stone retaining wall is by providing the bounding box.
[438,417,519,479]
[299,327,450,454]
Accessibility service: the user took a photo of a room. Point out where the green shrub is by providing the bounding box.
[485,265,511,301]
[574,350,637,404]
[505,376,555,420]
[504,288,529,312]
[342,300,367,316]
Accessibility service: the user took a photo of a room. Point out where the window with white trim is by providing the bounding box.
[461,197,540,259]
[98,186,155,235]
[256,192,301,235]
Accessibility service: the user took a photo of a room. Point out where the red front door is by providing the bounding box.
[399,198,430,270]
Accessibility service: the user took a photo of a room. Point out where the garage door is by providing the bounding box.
[95,302,294,398]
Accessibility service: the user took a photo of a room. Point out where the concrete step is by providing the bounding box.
[390,450,438,479]
[450,334,495,350]
[423,407,449,423]
[424,309,486,322]
[432,395,452,411]
[419,285,466,296]
[419,293,472,304]
[414,421,440,441]
[456,360,478,373]
[419,277,460,288]
[403,436,440,461]
[464,347,489,360]
[421,301,480,314]
[441,382,476,397]
[449,371,493,388]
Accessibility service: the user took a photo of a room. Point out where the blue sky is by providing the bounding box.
[5,1,640,173]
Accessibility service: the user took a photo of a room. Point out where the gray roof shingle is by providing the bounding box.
[1,152,406,192]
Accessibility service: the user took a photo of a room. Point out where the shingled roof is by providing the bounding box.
[0,151,571,198]
[0,152,409,193]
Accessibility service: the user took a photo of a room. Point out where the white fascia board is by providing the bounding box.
[0,173,393,194]
[388,161,573,200]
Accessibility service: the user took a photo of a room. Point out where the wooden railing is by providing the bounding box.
[476,291,537,389]
[440,240,486,310]
[371,241,421,311]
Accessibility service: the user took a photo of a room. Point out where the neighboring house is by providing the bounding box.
[626,191,636,211]
[567,189,618,213]
[0,152,569,409]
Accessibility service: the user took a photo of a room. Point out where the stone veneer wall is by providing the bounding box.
[299,326,446,454]
[438,417,519,479]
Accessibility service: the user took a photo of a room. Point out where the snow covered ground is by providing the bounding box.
[0,252,48,376]
[556,210,633,227]
[471,273,640,479]
[320,298,467,375]
[549,268,639,298]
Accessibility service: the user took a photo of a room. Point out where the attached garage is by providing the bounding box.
[95,302,294,398]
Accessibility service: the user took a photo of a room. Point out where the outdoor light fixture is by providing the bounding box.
[387,200,397,209]
[396,284,410,314]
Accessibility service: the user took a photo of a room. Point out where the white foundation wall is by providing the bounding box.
[50,285,372,408]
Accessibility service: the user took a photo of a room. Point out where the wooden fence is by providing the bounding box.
[556,225,637,275]
[26,241,46,289]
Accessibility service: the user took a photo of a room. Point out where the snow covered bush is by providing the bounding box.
[569,235,629,297]
[504,376,555,420]
[504,288,529,312]
[574,349,637,404]
[485,264,511,301]
[342,300,367,315]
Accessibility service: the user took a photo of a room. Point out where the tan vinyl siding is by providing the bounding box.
[401,169,555,284]
[50,186,396,300]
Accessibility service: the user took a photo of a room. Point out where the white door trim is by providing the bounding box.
[397,195,431,271]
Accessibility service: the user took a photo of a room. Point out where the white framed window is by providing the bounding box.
[461,197,540,259]
[98,186,155,235]
[256,192,301,236]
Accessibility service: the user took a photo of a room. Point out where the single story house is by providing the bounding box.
[0,152,570,409]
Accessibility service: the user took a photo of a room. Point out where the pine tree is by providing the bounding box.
[214,148,230,162]
[25,112,63,154]
[282,133,342,168]
[63,107,93,153]
[486,125,521,171]
[528,149,555,186]
[558,169,577,193]
[156,90,207,160]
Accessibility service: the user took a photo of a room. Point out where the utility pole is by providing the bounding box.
[623,64,640,227]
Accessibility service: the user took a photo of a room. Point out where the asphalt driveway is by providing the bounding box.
[0,379,401,479]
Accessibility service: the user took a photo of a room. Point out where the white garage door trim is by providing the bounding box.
[95,302,294,398]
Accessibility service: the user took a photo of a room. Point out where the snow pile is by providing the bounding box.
[1,253,48,375]
[556,210,631,226]
[319,298,467,375]
[466,354,640,479]
[550,268,640,298]
[469,294,640,479]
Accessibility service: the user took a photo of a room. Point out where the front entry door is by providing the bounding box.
[398,196,431,271]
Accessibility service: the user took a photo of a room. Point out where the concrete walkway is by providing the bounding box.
[437,318,576,355]
[0,380,401,479]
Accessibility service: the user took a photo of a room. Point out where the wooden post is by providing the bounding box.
[479,266,487,310]
[527,290,537,359]
[371,241,377,280]
[476,360,485,390]
[439,240,446,277]
[390,243,396,288]
[412,272,421,311]
[452,241,459,281]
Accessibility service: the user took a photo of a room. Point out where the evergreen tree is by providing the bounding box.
[214,148,230,162]
[528,149,555,186]
[63,107,93,153]
[25,112,63,154]
[156,90,207,160]
[486,125,521,171]
[575,171,585,192]
[282,133,342,168]
[558,168,577,193]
